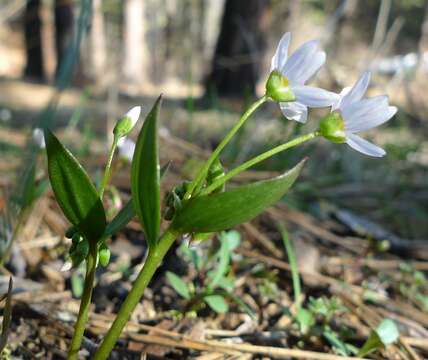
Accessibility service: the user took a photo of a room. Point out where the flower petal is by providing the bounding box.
[292,85,339,108]
[280,101,308,123]
[283,40,323,84]
[340,71,371,109]
[346,105,397,133]
[332,86,352,110]
[342,96,395,132]
[346,133,386,157]
[271,32,291,72]
[291,50,326,85]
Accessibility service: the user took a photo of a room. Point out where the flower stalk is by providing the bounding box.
[201,131,320,195]
[184,95,268,200]
[67,243,98,360]
[99,135,119,198]
[93,228,179,360]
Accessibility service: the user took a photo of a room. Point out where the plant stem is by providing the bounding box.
[202,131,320,195]
[279,224,301,310]
[184,96,268,200]
[99,136,119,198]
[67,244,98,360]
[93,229,178,360]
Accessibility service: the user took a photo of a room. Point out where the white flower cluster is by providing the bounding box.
[270,32,397,157]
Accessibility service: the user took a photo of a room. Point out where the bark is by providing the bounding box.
[123,0,146,89]
[54,0,75,76]
[89,0,106,84]
[24,0,44,80]
[205,0,271,97]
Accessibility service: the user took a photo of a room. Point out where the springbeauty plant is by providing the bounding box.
[42,32,397,359]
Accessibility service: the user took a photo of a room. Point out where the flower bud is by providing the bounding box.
[98,243,111,267]
[265,70,295,102]
[70,237,89,268]
[113,106,141,138]
[32,128,45,148]
[319,112,346,143]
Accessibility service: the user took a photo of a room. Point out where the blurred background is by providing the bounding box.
[0,0,427,241]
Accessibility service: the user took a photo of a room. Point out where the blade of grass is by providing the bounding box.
[279,223,302,311]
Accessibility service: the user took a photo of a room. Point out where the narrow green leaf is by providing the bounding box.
[131,96,162,247]
[172,160,305,233]
[104,162,170,238]
[209,233,231,289]
[104,199,134,237]
[44,129,106,242]
[166,271,191,300]
[204,294,228,313]
[221,290,255,318]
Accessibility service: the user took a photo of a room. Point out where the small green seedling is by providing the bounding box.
[358,319,399,357]
[166,230,253,316]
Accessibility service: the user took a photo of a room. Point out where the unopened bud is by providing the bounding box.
[319,112,346,143]
[265,70,295,102]
[32,128,45,148]
[98,243,111,267]
[113,106,141,138]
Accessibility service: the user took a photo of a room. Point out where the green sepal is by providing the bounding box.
[171,160,305,233]
[131,96,162,248]
[44,129,106,242]
[113,116,133,138]
[319,112,346,143]
[265,70,295,102]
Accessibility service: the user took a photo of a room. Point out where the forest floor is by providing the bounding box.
[0,79,428,359]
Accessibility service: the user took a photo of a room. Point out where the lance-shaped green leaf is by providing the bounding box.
[104,162,170,238]
[104,199,134,238]
[172,160,305,233]
[44,129,106,242]
[131,96,162,248]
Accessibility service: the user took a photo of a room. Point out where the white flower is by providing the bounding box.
[32,128,45,148]
[332,71,397,157]
[270,32,339,123]
[118,137,136,162]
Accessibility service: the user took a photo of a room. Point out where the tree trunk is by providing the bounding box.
[123,0,146,92]
[24,0,44,80]
[54,0,75,76]
[205,0,271,98]
[88,0,106,85]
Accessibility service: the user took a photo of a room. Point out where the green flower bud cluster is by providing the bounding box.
[164,181,190,221]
